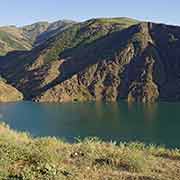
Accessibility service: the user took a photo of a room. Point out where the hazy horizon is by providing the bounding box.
[1,16,180,28]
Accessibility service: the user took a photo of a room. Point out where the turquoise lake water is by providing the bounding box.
[0,101,179,148]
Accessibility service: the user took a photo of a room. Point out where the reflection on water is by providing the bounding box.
[0,101,179,148]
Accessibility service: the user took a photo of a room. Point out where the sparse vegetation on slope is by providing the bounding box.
[0,81,23,102]
[0,17,141,102]
[1,18,180,103]
[44,17,139,63]
[0,20,76,55]
[0,123,180,180]
[0,27,31,55]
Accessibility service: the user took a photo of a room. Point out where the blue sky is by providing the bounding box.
[0,0,179,26]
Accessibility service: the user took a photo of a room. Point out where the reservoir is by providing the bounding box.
[0,101,179,148]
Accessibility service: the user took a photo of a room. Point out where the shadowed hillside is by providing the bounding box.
[0,18,180,103]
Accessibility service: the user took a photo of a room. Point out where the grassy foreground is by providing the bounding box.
[0,124,180,179]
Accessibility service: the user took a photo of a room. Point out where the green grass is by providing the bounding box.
[90,17,139,27]
[0,123,180,179]
[0,31,27,50]
[44,18,139,64]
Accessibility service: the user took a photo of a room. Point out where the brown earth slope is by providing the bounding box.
[0,18,180,103]
[0,81,23,102]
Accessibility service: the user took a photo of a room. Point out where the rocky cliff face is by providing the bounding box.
[0,18,180,103]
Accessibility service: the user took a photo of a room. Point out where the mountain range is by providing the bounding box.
[0,17,179,103]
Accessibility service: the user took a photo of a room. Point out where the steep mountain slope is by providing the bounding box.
[1,17,180,103]
[0,20,76,55]
[21,21,49,44]
[0,79,23,102]
[0,26,31,55]
[34,20,76,46]
[0,17,139,101]
[21,20,76,46]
